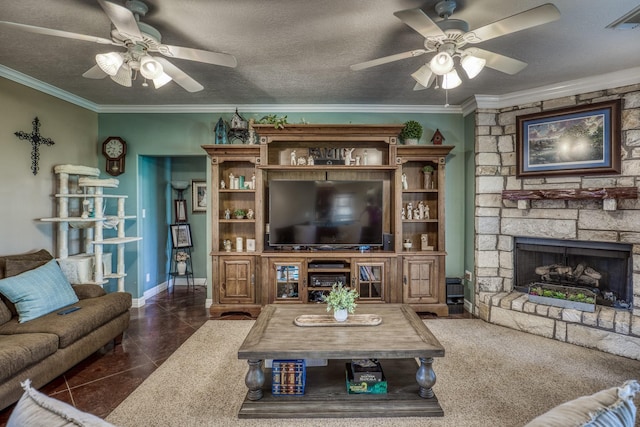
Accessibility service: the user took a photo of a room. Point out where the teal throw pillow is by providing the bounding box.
[0,259,79,323]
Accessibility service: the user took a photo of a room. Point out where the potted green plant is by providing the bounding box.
[233,208,246,219]
[256,114,288,129]
[400,120,423,145]
[322,283,359,322]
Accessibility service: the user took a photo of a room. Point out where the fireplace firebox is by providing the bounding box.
[514,237,633,310]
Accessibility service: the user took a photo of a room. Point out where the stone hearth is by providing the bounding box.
[472,84,640,360]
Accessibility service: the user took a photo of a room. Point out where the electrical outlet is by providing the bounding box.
[145,273,150,283]
[464,270,473,281]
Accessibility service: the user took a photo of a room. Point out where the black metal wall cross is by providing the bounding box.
[14,117,55,175]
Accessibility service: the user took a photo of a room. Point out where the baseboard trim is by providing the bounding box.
[132,278,207,308]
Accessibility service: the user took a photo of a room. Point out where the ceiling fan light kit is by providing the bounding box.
[441,69,462,89]
[430,52,454,75]
[351,1,561,96]
[96,52,124,76]
[461,54,486,79]
[139,56,163,80]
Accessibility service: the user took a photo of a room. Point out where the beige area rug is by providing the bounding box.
[107,319,640,427]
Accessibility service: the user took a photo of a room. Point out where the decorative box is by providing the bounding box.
[345,363,387,394]
[271,359,306,395]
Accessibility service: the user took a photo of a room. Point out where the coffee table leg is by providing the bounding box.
[245,359,265,401]
[416,357,436,398]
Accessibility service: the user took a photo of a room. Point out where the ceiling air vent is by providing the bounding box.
[607,5,640,30]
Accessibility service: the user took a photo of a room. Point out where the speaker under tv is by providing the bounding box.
[383,233,394,251]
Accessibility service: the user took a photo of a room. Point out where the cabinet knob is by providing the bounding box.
[403,276,407,286]
[221,282,226,294]
[251,274,255,285]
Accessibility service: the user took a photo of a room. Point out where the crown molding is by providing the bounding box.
[0,65,99,112]
[94,103,462,114]
[473,66,640,110]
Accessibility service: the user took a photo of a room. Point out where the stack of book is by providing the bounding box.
[271,359,306,395]
[345,359,387,394]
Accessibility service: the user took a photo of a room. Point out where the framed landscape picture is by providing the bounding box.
[516,100,621,178]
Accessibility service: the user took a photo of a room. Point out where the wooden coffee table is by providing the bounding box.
[237,303,445,418]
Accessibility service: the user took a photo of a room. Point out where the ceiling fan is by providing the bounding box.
[351,1,560,91]
[0,0,237,92]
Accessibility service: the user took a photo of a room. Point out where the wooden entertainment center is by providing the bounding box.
[202,124,453,318]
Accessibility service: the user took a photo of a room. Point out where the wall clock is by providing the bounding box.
[102,136,127,176]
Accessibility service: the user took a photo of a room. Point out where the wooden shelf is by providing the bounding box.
[238,359,443,419]
[502,187,637,200]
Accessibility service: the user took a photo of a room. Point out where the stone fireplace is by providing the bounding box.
[472,84,640,360]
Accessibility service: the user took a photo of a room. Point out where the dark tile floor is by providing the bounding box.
[0,288,470,425]
[0,285,221,425]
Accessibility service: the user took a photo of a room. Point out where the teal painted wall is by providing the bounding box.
[99,111,467,298]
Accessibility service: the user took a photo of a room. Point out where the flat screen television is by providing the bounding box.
[269,180,384,248]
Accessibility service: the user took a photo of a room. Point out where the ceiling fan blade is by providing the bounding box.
[154,57,204,92]
[0,21,115,45]
[394,8,446,39]
[156,44,237,68]
[97,0,143,42]
[82,65,108,79]
[464,47,527,75]
[350,49,427,71]
[413,82,428,91]
[469,3,560,43]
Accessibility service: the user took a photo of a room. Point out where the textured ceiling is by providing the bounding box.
[1,0,640,107]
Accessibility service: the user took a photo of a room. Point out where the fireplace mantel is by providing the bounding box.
[502,187,637,211]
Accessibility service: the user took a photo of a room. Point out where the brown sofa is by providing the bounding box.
[0,249,132,411]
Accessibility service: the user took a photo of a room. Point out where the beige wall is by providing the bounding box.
[0,78,97,256]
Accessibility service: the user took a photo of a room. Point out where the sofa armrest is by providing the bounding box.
[72,284,107,300]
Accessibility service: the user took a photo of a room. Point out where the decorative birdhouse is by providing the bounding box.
[230,108,248,131]
[214,117,229,145]
[431,129,445,145]
[228,108,249,143]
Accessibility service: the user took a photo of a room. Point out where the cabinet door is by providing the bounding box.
[353,260,387,302]
[219,257,255,304]
[402,256,440,304]
[270,260,305,303]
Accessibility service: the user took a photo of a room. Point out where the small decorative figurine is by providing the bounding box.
[414,207,420,219]
[291,150,297,165]
[401,207,406,220]
[424,204,430,219]
[308,155,314,165]
[297,156,307,165]
[224,209,231,220]
[246,208,254,220]
[363,150,368,165]
[355,156,361,166]
[220,180,225,189]
[343,148,355,165]
[229,173,235,189]
[418,201,425,219]
[407,202,413,220]
[402,173,408,190]
[251,173,256,190]
[223,239,232,252]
